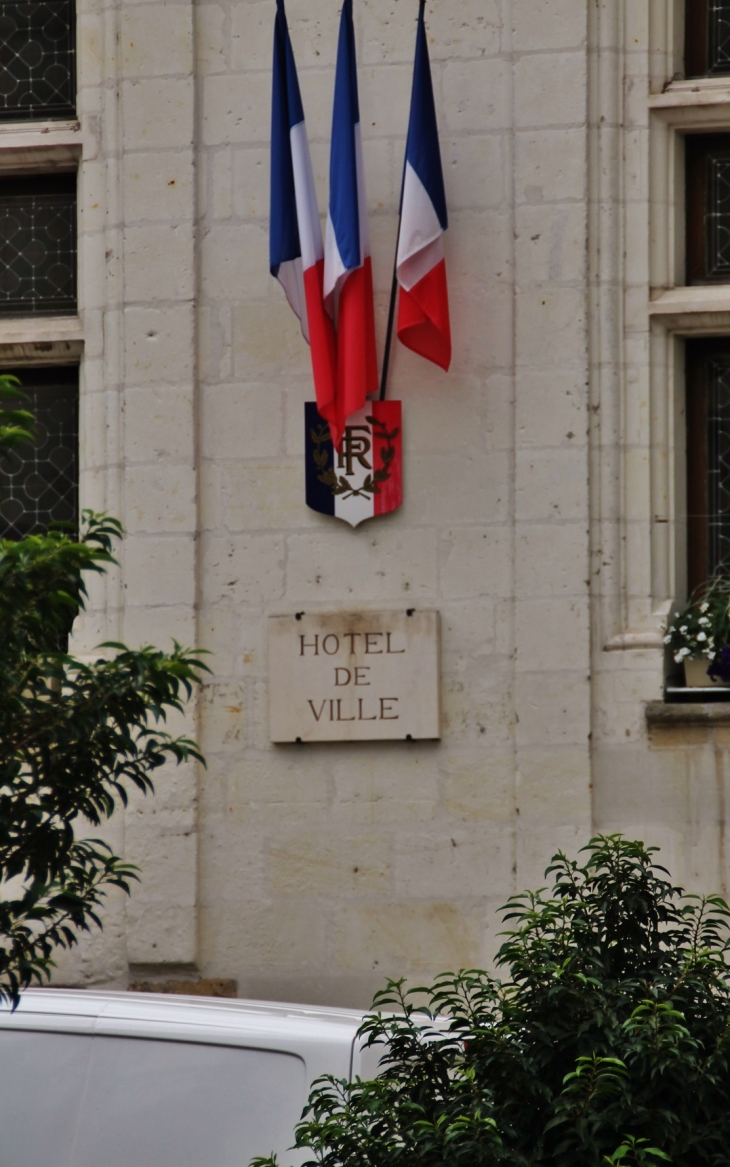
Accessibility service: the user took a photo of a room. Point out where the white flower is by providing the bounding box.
[700,602,710,613]
[699,616,711,626]
[663,634,672,644]
[709,651,717,660]
[680,625,688,634]
[697,632,707,642]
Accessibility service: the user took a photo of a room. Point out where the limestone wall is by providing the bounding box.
[47,0,730,1006]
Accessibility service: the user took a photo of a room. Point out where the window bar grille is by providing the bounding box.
[0,1,76,122]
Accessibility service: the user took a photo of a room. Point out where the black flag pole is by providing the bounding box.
[379,0,426,402]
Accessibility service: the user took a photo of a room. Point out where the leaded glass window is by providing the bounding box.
[0,2,75,122]
[0,366,78,540]
[0,173,76,315]
[686,1,730,77]
[686,134,730,283]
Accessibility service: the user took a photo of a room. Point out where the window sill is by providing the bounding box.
[0,316,83,365]
[650,82,730,109]
[649,286,730,314]
[0,123,81,174]
[646,700,730,728]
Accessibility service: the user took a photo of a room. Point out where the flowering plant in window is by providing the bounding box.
[664,575,730,681]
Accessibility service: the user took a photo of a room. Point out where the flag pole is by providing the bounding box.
[379,0,426,401]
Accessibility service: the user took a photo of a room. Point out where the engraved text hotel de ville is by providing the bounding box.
[268,611,441,743]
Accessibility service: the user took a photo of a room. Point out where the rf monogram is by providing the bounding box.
[336,425,372,476]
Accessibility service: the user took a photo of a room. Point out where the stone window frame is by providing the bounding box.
[648,82,730,616]
[592,3,730,666]
[0,110,84,531]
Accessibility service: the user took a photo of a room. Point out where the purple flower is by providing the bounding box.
[708,646,730,682]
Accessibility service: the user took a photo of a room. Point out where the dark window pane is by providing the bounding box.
[685,134,730,283]
[0,1,75,122]
[0,173,76,315]
[709,1,730,72]
[686,1,730,77]
[0,365,78,540]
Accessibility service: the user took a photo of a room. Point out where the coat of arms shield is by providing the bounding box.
[305,401,402,527]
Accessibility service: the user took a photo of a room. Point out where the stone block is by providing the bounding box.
[123,151,194,223]
[516,368,588,447]
[202,71,270,145]
[333,902,480,974]
[285,527,438,601]
[79,159,106,236]
[123,305,194,384]
[232,147,267,221]
[221,462,306,531]
[515,128,586,204]
[268,830,391,897]
[442,752,515,824]
[514,673,590,747]
[442,133,508,211]
[129,977,238,997]
[515,525,589,597]
[195,3,228,74]
[440,526,512,600]
[201,901,328,971]
[200,682,248,756]
[201,382,283,460]
[231,0,338,74]
[200,821,266,900]
[124,535,196,607]
[126,902,196,965]
[122,78,194,150]
[361,1,500,65]
[516,597,590,672]
[201,533,286,606]
[441,58,512,133]
[124,385,194,463]
[406,451,510,526]
[332,756,440,824]
[515,447,588,522]
[515,288,586,369]
[124,462,195,534]
[515,204,588,284]
[441,601,497,662]
[202,225,269,302]
[516,747,591,824]
[120,5,192,79]
[207,147,232,220]
[77,12,103,90]
[512,0,587,51]
[393,828,513,899]
[124,224,194,302]
[441,670,514,747]
[448,210,513,291]
[514,52,587,128]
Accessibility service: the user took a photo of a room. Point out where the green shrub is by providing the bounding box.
[0,374,208,1003]
[256,836,730,1167]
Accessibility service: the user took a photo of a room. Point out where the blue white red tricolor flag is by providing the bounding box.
[396,4,451,371]
[270,0,337,427]
[305,401,402,527]
[323,0,379,449]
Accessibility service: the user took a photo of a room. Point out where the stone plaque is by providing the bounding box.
[268,610,441,742]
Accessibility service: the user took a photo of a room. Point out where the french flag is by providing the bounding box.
[270,0,337,427]
[324,0,378,449]
[396,4,451,371]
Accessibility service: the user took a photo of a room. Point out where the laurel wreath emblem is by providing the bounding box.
[311,416,399,499]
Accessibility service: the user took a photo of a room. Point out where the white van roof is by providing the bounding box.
[4,987,366,1027]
